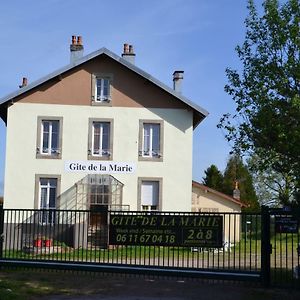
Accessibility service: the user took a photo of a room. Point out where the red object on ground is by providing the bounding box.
[44,239,52,247]
[34,239,43,247]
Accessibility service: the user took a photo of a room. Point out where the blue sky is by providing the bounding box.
[0,0,264,196]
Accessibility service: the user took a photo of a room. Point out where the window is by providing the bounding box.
[88,119,113,160]
[35,175,60,224]
[92,122,110,156]
[36,117,63,159]
[96,78,110,102]
[139,120,163,161]
[138,178,162,211]
[91,74,113,105]
[89,184,110,205]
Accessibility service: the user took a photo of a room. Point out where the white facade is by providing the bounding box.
[4,103,193,211]
[1,45,208,213]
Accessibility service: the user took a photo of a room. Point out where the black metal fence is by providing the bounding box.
[0,206,299,288]
[268,208,300,287]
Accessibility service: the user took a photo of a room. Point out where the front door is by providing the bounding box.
[88,205,108,248]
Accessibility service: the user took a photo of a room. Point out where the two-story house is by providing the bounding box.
[0,37,208,218]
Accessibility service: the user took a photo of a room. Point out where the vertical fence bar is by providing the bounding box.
[255,214,258,271]
[0,205,3,260]
[233,213,236,269]
[261,206,271,287]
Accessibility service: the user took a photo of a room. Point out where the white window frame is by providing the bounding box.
[92,122,110,157]
[88,118,113,160]
[139,120,163,162]
[39,178,57,225]
[36,117,63,159]
[142,123,160,158]
[95,77,111,102]
[41,120,59,155]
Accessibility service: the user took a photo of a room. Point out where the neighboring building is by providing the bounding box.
[192,181,245,243]
[192,181,244,213]
[0,37,208,214]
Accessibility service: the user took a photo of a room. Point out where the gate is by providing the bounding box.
[268,207,300,287]
[0,205,299,288]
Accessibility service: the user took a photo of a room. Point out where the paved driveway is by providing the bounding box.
[39,276,300,300]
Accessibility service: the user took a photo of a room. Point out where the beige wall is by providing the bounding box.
[192,186,241,243]
[4,103,193,212]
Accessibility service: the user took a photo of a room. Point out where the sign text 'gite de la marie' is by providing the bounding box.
[65,161,135,174]
[109,214,223,248]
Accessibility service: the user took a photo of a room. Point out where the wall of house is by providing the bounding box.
[191,187,241,243]
[192,187,241,213]
[4,103,193,211]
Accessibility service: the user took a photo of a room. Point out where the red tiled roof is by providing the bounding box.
[192,180,247,207]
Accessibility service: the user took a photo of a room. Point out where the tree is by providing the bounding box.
[248,155,296,207]
[202,158,259,211]
[202,164,224,191]
[218,0,300,206]
[222,155,259,211]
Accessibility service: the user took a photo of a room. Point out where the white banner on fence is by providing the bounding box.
[65,161,135,174]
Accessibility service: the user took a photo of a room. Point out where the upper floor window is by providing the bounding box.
[91,74,113,105]
[36,117,63,159]
[96,78,110,102]
[88,118,113,160]
[139,120,163,161]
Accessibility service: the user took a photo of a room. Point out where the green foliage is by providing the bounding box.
[203,157,259,210]
[202,164,224,191]
[0,279,21,300]
[248,155,297,206]
[222,155,259,211]
[218,0,300,206]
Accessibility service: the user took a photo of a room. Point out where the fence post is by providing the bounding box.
[261,205,271,287]
[0,204,3,259]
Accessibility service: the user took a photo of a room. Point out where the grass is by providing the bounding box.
[0,269,89,299]
[0,271,61,300]
[3,246,208,261]
[2,233,298,282]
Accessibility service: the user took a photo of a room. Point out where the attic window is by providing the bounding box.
[91,74,113,105]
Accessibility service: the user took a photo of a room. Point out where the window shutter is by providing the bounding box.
[141,181,159,206]
[91,74,96,101]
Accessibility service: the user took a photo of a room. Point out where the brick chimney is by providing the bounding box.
[173,71,184,93]
[19,77,28,88]
[122,43,135,64]
[233,181,241,200]
[70,35,84,63]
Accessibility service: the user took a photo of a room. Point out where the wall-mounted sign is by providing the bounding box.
[65,161,135,174]
[275,216,299,234]
[109,214,223,248]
